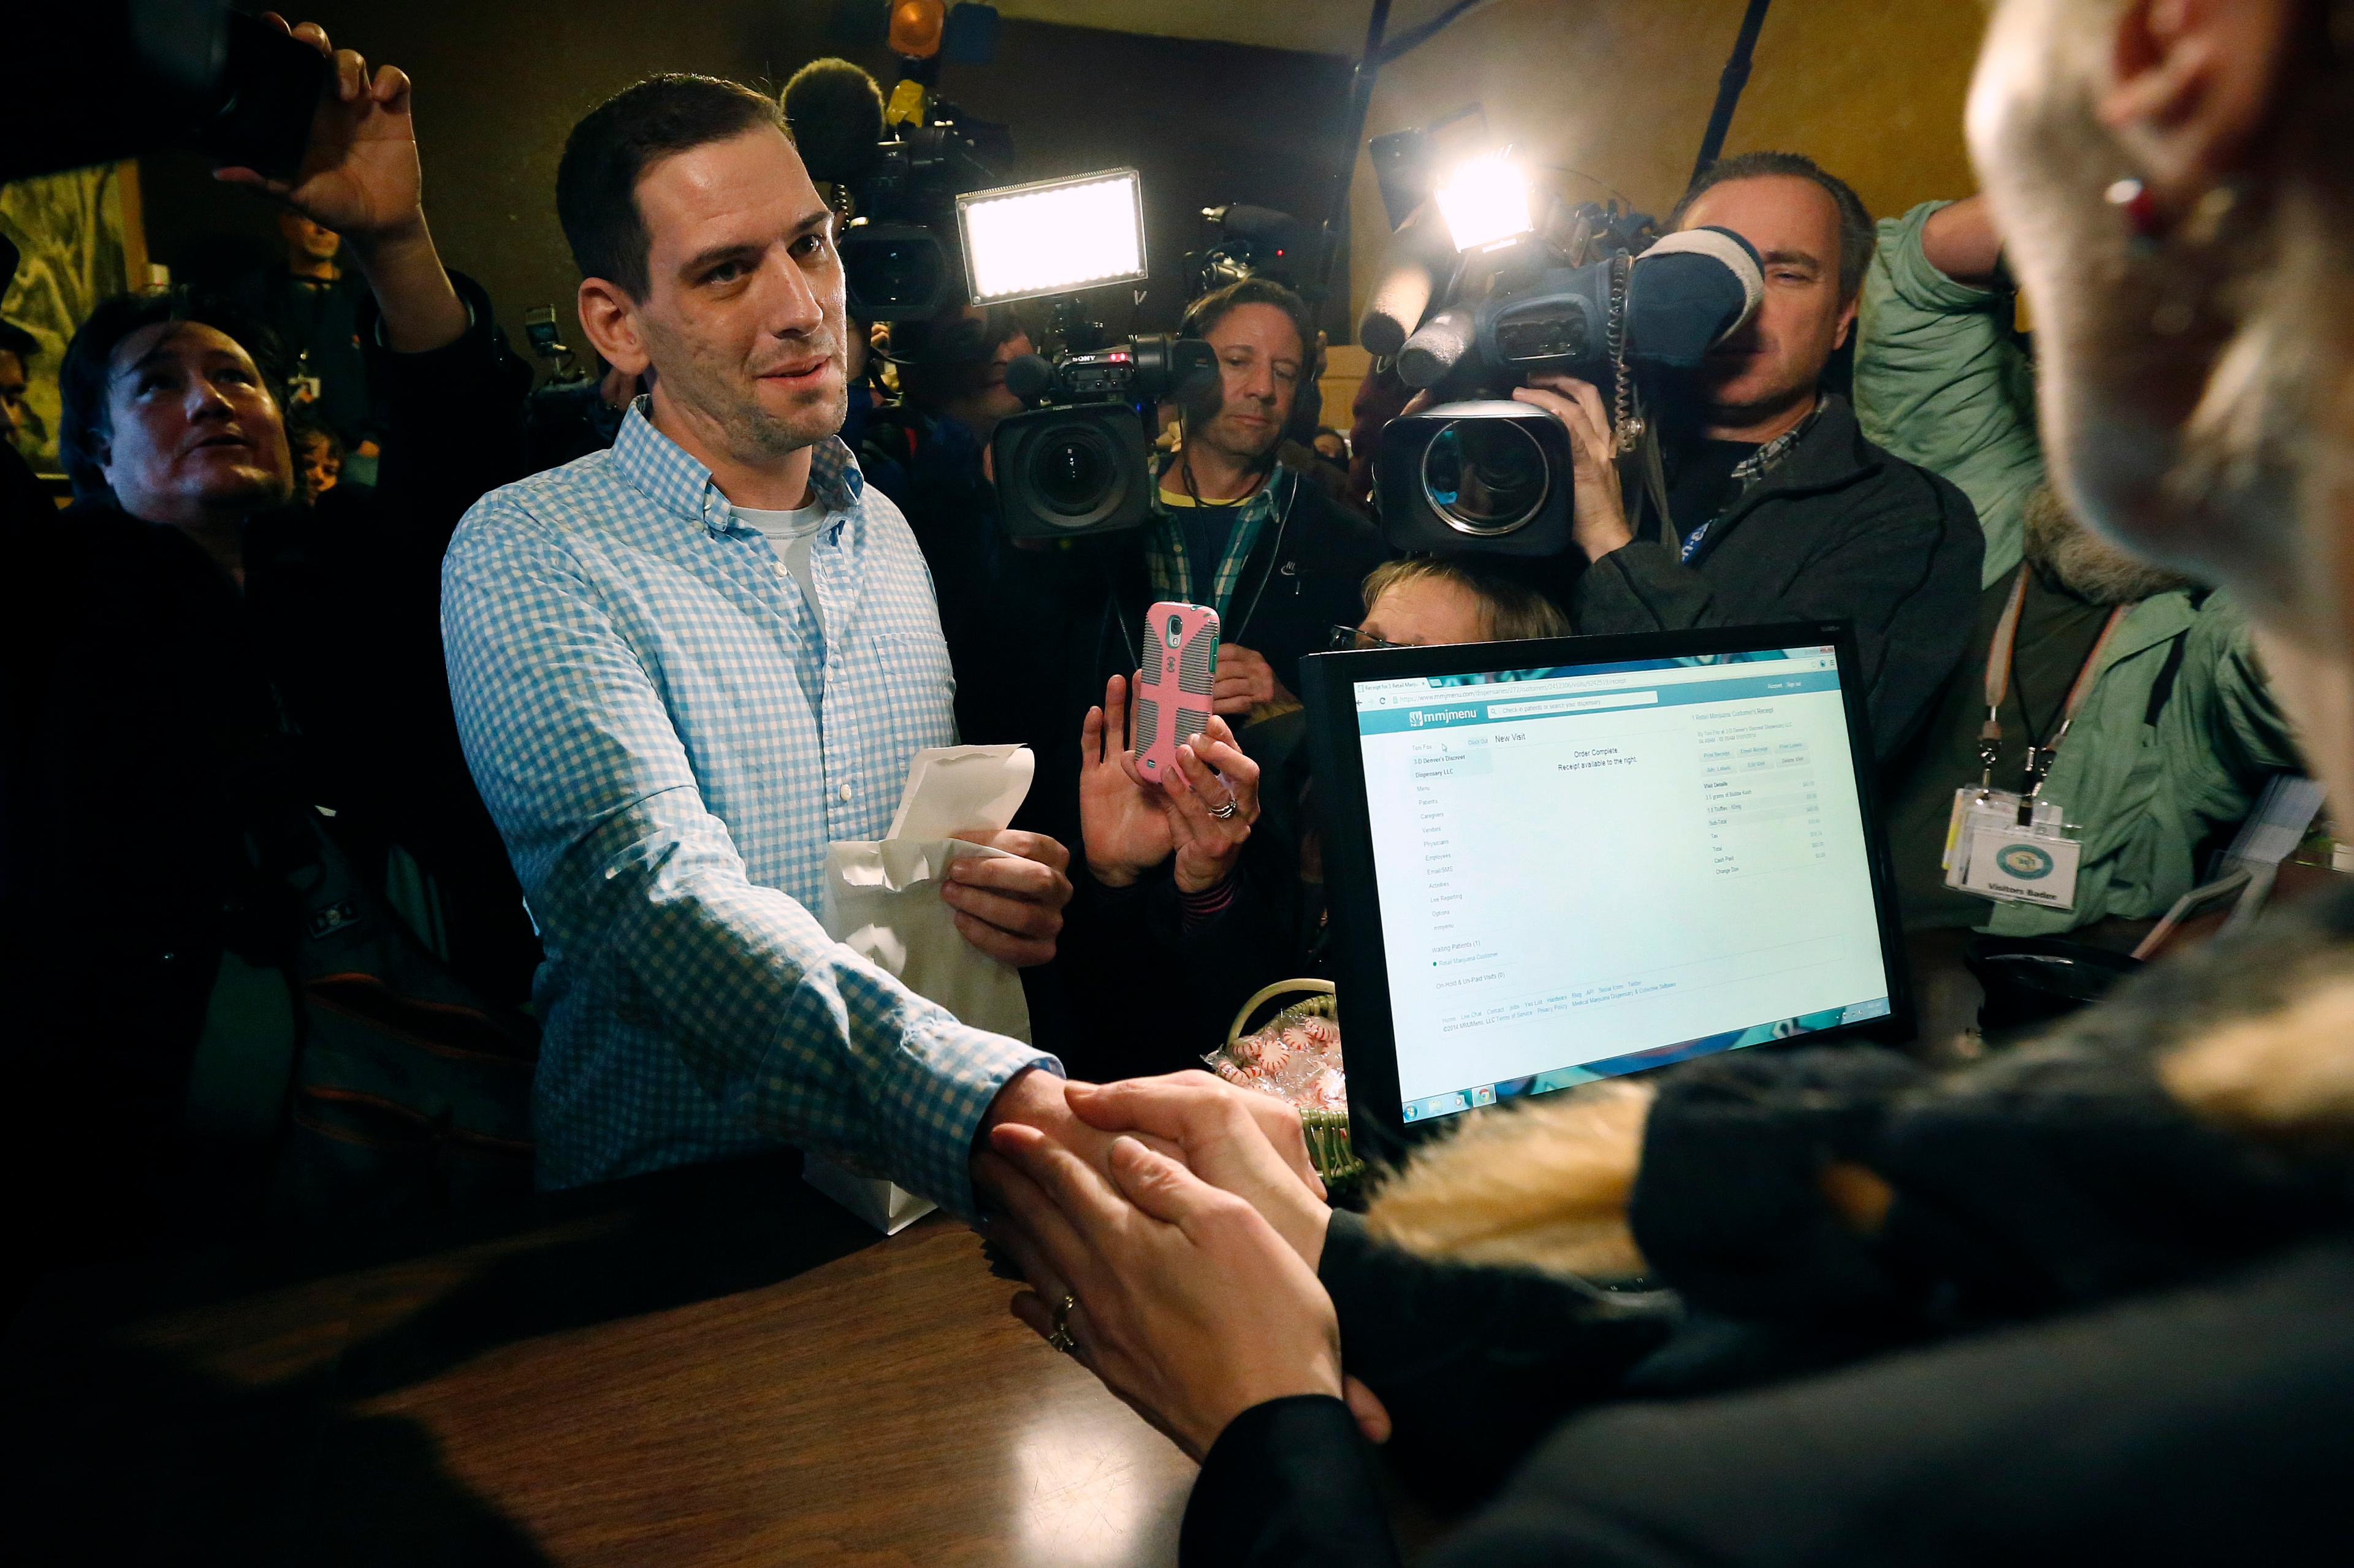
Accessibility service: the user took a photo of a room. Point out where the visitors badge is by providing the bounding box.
[1945,788,2082,910]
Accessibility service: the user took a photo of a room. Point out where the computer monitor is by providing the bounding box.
[1301,621,1911,1162]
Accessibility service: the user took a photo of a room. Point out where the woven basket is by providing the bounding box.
[1222,980,1363,1193]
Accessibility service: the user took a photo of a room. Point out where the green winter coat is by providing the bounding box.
[1857,202,2301,936]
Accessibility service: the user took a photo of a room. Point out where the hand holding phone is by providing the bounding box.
[1133,601,1220,785]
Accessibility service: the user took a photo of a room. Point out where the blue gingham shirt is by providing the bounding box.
[442,400,1057,1213]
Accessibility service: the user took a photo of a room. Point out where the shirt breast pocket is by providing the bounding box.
[863,628,960,746]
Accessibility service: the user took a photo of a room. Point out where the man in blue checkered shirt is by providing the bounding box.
[441,74,1084,1216]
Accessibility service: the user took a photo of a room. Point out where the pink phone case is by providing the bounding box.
[1133,601,1220,784]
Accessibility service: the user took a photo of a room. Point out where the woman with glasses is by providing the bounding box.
[1061,558,1569,1073]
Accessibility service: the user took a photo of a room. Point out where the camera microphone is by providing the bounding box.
[1003,351,1055,405]
[1397,305,1479,390]
[1358,202,1453,359]
[783,57,888,189]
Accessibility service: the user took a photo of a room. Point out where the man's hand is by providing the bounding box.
[213,16,464,354]
[1065,1072,1328,1263]
[1159,716,1259,895]
[1512,373,1632,563]
[1078,672,1173,889]
[1211,644,1294,717]
[985,1127,1344,1462]
[942,830,1072,967]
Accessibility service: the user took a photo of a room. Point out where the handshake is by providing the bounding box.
[970,1067,1390,1462]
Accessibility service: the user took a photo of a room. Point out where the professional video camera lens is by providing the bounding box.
[1030,425,1122,521]
[1419,419,1552,536]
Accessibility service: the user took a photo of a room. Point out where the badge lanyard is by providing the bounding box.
[1977,565,2131,824]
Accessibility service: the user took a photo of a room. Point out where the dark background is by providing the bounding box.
[137,1,1356,375]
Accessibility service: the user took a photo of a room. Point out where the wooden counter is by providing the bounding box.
[4,1155,1195,1566]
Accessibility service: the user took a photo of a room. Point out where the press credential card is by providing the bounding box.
[1956,822,2082,909]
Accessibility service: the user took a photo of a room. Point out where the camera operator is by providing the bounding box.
[1523,151,1981,758]
[1152,278,1389,720]
[867,306,1032,738]
[2,18,535,1272]
[1061,556,1567,1077]
[1856,194,2301,935]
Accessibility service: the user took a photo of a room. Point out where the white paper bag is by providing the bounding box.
[822,836,1032,1041]
[807,745,1036,1231]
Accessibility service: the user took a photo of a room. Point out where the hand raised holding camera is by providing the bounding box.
[212,15,465,354]
[1513,373,1632,563]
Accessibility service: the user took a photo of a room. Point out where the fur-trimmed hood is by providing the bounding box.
[1362,890,2354,1300]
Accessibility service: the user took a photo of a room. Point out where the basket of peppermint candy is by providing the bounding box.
[1206,980,1362,1194]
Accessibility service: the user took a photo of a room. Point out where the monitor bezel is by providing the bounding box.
[1301,619,1916,1170]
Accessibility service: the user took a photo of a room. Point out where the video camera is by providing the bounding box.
[785,58,1010,321]
[992,334,1216,541]
[945,168,1197,544]
[1181,204,1311,300]
[1361,152,1766,558]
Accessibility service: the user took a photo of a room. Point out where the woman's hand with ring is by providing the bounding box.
[980,1124,1343,1462]
[1160,716,1260,894]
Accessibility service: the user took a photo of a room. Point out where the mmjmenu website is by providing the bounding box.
[1352,645,1892,1125]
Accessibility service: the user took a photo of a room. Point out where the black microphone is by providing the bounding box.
[1002,352,1055,406]
[782,57,887,189]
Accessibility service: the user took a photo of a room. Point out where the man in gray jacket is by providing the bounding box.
[1514,151,1981,758]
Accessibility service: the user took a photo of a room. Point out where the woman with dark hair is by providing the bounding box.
[2,19,533,1296]
[979,3,2354,1562]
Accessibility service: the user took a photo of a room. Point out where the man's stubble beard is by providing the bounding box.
[647,316,848,462]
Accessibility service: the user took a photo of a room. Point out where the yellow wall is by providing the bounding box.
[1344,0,1989,320]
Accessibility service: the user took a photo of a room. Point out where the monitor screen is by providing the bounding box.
[1347,641,1894,1126]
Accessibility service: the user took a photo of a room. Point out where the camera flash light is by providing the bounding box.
[957,170,1150,306]
[1436,153,1534,252]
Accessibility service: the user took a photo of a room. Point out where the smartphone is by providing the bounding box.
[1133,601,1219,784]
[193,12,332,181]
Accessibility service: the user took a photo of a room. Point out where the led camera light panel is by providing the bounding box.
[1342,640,1896,1129]
[956,169,1149,306]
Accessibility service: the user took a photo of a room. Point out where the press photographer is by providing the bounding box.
[1371,151,1983,756]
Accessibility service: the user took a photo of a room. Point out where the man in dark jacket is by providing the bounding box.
[981,280,1388,827]
[1517,152,1981,756]
[0,22,532,1288]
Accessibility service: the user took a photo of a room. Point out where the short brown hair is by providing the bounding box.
[1671,150,1875,301]
[557,74,784,299]
[1360,556,1571,642]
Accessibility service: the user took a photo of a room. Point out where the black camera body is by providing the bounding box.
[839,117,1010,321]
[992,336,1216,542]
[1180,204,1310,300]
[1367,209,1764,558]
